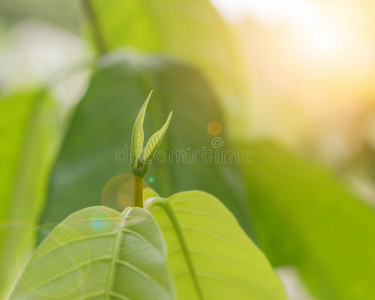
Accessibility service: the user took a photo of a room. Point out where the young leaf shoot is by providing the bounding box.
[130,92,172,207]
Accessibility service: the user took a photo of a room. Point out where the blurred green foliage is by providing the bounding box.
[0,90,59,299]
[87,0,248,103]
[147,191,288,300]
[0,0,80,32]
[242,140,375,300]
[1,0,375,299]
[40,52,252,239]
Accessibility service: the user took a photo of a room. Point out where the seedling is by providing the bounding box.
[130,91,172,207]
[8,93,286,300]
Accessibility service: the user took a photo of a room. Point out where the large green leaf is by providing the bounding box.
[85,0,248,109]
[40,51,252,238]
[242,140,375,300]
[145,190,288,300]
[0,91,59,299]
[9,206,175,299]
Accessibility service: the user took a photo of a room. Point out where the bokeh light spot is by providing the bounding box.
[15,222,90,297]
[117,194,132,210]
[101,174,149,211]
[207,120,222,136]
[90,210,112,233]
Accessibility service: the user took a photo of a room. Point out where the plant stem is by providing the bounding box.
[133,175,143,207]
[81,0,107,55]
[151,199,204,300]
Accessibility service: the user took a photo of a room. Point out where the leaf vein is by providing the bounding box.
[198,273,260,298]
[170,196,212,205]
[115,260,169,294]
[109,291,131,300]
[173,208,228,223]
[168,248,249,272]
[33,256,112,291]
[181,226,247,250]
[122,229,163,256]
[31,231,117,266]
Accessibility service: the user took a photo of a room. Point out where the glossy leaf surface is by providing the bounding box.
[145,191,288,300]
[9,206,174,299]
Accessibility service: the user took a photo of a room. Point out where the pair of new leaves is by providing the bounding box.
[9,94,287,300]
[131,91,172,178]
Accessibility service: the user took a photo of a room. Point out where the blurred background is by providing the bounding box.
[1,0,375,299]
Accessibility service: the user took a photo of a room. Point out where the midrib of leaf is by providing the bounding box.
[152,199,204,300]
[104,208,130,299]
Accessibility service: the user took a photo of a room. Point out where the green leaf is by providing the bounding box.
[87,0,248,108]
[143,187,160,200]
[142,111,173,162]
[9,206,175,299]
[131,90,152,170]
[241,140,375,300]
[131,93,172,178]
[144,191,288,300]
[40,51,252,239]
[0,90,59,299]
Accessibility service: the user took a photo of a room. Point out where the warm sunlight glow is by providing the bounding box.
[212,0,375,159]
[211,0,320,24]
[306,25,338,59]
[211,0,373,68]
